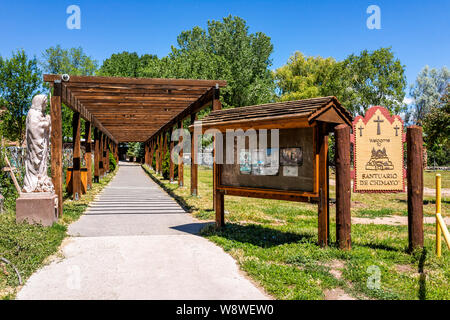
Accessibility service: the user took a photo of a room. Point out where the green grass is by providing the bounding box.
[355,208,395,218]
[0,170,117,299]
[144,164,450,300]
[424,170,450,189]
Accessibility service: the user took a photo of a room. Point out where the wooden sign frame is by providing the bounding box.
[192,97,353,247]
[216,124,320,202]
[352,106,406,193]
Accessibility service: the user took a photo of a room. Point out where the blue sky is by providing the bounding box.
[1,0,449,96]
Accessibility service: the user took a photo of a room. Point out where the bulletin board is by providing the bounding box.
[218,127,317,197]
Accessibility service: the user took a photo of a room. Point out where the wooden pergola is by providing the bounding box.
[44,75,226,215]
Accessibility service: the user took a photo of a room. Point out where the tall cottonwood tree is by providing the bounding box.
[140,15,276,108]
[275,48,407,116]
[97,51,158,77]
[40,45,98,141]
[0,49,42,144]
[408,65,449,124]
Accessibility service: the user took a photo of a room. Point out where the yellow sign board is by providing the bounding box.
[353,106,405,193]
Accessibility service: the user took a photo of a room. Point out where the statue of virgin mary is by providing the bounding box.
[23,94,54,193]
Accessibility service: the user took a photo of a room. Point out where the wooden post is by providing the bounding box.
[99,132,104,177]
[94,128,100,183]
[212,87,221,205]
[169,130,175,183]
[191,113,198,196]
[213,120,224,228]
[72,112,81,201]
[102,135,107,175]
[150,141,154,169]
[407,125,424,251]
[335,124,351,250]
[50,82,63,216]
[158,134,162,173]
[145,143,149,165]
[317,123,329,247]
[178,121,184,187]
[163,132,168,171]
[85,121,92,190]
[106,138,110,173]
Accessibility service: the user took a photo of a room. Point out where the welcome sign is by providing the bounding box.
[353,106,405,193]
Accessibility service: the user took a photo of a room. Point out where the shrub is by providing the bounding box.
[109,152,117,171]
[162,151,178,180]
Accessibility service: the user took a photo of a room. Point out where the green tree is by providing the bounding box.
[40,45,98,141]
[97,51,158,77]
[41,45,98,76]
[408,66,449,124]
[0,49,42,144]
[141,15,276,108]
[275,52,337,100]
[338,48,406,115]
[422,86,449,165]
[275,48,407,116]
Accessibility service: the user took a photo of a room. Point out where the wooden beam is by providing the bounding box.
[72,112,82,200]
[169,132,175,183]
[317,122,329,247]
[145,87,216,144]
[99,132,104,177]
[43,74,227,87]
[85,121,92,190]
[335,124,351,250]
[407,125,424,252]
[190,113,198,196]
[178,121,184,187]
[51,82,63,216]
[212,87,221,206]
[94,127,100,183]
[62,86,118,144]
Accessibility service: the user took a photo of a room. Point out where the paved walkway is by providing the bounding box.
[17,162,267,300]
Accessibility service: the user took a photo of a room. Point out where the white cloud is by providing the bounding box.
[403,97,414,105]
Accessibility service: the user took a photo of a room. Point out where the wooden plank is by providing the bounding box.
[145,87,215,144]
[85,121,92,190]
[51,83,63,216]
[72,112,82,200]
[335,124,351,250]
[407,125,424,251]
[3,155,21,195]
[317,122,329,247]
[219,187,313,203]
[43,74,227,87]
[194,114,311,133]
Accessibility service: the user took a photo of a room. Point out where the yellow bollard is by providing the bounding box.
[436,174,441,257]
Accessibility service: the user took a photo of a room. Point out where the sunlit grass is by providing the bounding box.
[144,164,450,300]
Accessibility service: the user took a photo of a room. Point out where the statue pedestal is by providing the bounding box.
[16,192,58,226]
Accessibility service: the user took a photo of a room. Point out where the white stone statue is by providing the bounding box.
[23,94,54,193]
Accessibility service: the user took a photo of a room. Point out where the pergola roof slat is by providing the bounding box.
[44,74,226,142]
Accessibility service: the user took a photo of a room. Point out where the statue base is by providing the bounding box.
[16,192,58,226]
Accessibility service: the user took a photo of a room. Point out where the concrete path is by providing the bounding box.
[17,162,268,300]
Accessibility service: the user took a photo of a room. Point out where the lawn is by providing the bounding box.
[143,164,450,300]
[0,170,117,300]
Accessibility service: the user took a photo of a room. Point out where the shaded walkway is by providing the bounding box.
[17,162,268,300]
